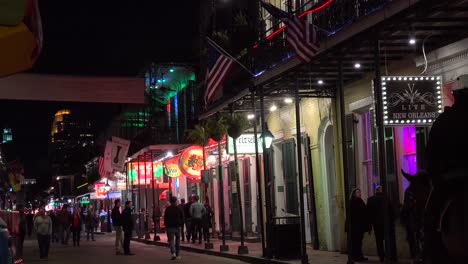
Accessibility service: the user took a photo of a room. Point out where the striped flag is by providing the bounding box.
[98,156,107,177]
[261,2,319,63]
[205,40,234,106]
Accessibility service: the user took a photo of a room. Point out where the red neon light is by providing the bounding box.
[253,0,335,48]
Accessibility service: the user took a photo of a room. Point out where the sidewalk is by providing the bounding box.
[133,233,350,264]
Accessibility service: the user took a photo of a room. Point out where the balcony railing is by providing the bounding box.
[252,0,391,74]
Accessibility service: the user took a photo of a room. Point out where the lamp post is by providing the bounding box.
[105,180,112,233]
[227,113,249,255]
[260,85,273,259]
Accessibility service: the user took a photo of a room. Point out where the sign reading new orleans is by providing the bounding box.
[380,76,443,126]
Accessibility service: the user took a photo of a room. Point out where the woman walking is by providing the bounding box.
[34,208,52,260]
[85,205,97,241]
[348,188,370,262]
[71,207,82,246]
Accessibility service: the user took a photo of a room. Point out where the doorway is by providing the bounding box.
[322,123,340,251]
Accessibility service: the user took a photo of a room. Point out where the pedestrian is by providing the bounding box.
[0,216,13,264]
[49,210,59,243]
[58,204,72,245]
[122,201,135,256]
[34,208,52,260]
[367,186,397,262]
[183,196,193,241]
[189,195,205,244]
[85,205,97,241]
[347,188,370,262]
[178,199,185,242]
[111,199,124,255]
[17,204,27,259]
[71,207,82,247]
[401,187,422,262]
[152,204,161,239]
[202,198,214,242]
[164,196,184,260]
[26,209,34,237]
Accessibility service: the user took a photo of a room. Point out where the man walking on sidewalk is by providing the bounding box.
[190,195,205,244]
[164,196,184,260]
[112,199,124,255]
[183,196,193,241]
[122,201,135,256]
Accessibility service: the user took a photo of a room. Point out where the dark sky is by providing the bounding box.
[1,0,200,188]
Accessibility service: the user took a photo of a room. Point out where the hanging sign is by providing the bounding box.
[165,157,182,178]
[380,76,443,126]
[111,137,130,171]
[179,146,205,179]
[95,183,108,199]
[227,133,263,154]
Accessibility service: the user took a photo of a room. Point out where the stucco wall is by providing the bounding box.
[266,98,345,251]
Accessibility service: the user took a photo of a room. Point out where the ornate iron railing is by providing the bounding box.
[251,0,391,74]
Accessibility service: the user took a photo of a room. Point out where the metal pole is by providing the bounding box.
[252,88,266,257]
[151,152,160,241]
[294,79,309,264]
[144,153,150,239]
[219,141,229,251]
[259,85,272,259]
[137,155,142,238]
[233,134,248,254]
[373,39,392,264]
[338,59,354,264]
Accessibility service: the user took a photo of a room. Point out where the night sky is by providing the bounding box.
[1,0,200,189]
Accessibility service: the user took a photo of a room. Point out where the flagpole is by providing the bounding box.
[206,37,255,77]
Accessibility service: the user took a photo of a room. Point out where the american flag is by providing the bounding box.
[98,156,107,177]
[205,40,234,106]
[261,2,319,63]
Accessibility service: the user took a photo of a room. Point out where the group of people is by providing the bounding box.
[163,194,213,260]
[348,187,397,263]
[31,204,101,260]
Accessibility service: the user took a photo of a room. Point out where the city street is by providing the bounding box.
[22,234,245,264]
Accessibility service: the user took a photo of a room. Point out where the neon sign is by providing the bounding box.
[95,183,108,199]
[179,146,205,179]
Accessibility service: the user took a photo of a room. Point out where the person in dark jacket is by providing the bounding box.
[202,199,214,242]
[348,188,370,262]
[58,205,72,245]
[367,186,397,262]
[178,199,185,241]
[183,196,193,241]
[121,201,135,256]
[112,199,123,255]
[85,205,97,241]
[164,196,184,260]
[71,207,82,247]
[17,204,26,259]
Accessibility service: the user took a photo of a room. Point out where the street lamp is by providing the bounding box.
[261,129,274,149]
[105,180,112,233]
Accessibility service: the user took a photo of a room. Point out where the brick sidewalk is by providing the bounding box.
[132,233,357,264]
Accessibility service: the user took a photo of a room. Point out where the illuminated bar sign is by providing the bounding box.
[227,133,263,154]
[179,146,204,179]
[165,157,182,178]
[380,76,443,126]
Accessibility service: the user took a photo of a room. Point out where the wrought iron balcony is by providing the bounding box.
[251,0,391,74]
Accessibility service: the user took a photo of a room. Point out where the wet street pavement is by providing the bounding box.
[22,234,246,264]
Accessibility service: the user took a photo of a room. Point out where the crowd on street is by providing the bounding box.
[11,194,214,261]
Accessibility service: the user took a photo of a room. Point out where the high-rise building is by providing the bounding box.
[2,128,12,144]
[49,109,96,183]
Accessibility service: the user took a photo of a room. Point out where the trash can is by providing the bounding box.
[272,215,301,259]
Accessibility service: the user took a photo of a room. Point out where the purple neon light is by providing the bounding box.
[402,126,417,190]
